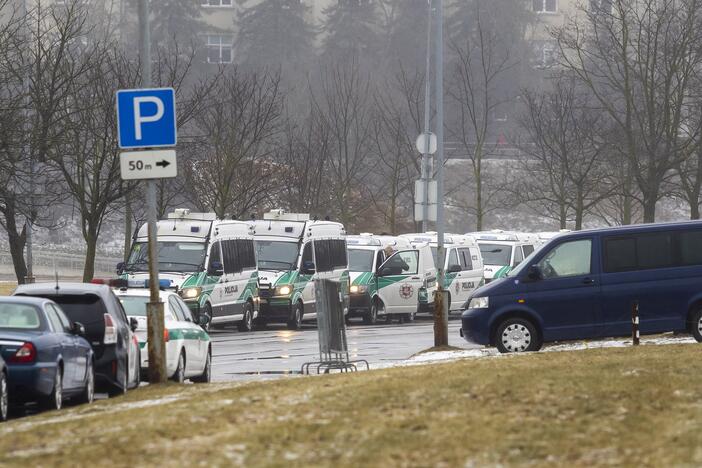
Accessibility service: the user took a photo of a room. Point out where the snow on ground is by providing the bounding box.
[386,334,697,369]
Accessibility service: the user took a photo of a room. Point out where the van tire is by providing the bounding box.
[237,302,254,332]
[691,308,702,342]
[363,301,379,325]
[287,302,303,330]
[494,318,542,353]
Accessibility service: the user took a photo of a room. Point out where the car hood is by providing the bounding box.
[470,275,515,298]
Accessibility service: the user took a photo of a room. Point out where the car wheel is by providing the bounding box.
[172,351,185,383]
[691,308,702,342]
[0,371,8,422]
[77,361,95,405]
[237,302,254,332]
[192,348,211,384]
[201,303,213,332]
[495,318,542,353]
[363,301,378,325]
[287,302,303,330]
[42,367,63,411]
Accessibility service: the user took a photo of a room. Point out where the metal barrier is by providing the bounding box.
[301,278,369,374]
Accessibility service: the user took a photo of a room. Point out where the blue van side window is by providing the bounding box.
[537,239,591,279]
[605,232,676,273]
[680,231,702,266]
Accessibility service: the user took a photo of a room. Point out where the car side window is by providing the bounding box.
[168,296,185,321]
[176,297,194,322]
[523,245,535,257]
[45,306,66,333]
[537,239,592,279]
[514,246,524,266]
[51,305,72,331]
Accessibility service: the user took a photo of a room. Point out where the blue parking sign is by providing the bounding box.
[116,88,177,149]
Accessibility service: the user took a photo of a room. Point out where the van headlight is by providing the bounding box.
[350,285,367,294]
[468,296,489,309]
[180,287,202,300]
[276,285,292,296]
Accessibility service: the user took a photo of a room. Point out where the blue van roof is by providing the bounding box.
[561,220,702,238]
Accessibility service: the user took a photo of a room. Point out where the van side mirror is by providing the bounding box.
[527,265,542,281]
[198,314,210,327]
[116,262,125,273]
[209,261,224,276]
[129,317,139,332]
[447,264,462,274]
[301,261,316,275]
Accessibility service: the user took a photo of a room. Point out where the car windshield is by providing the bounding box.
[118,296,173,320]
[126,242,206,273]
[348,249,374,272]
[255,240,298,270]
[0,303,42,330]
[479,243,513,266]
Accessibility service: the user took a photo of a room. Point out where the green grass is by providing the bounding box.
[0,282,16,296]
[2,344,702,467]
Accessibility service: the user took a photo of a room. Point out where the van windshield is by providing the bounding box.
[126,242,206,273]
[479,243,513,266]
[255,240,298,270]
[348,249,374,272]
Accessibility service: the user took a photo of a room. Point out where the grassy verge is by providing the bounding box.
[2,344,702,466]
[0,282,16,296]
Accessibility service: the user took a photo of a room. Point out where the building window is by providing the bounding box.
[533,0,557,13]
[206,35,233,64]
[589,0,613,13]
[202,0,232,7]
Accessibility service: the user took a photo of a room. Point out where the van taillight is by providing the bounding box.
[10,342,36,363]
[164,328,170,342]
[104,313,118,345]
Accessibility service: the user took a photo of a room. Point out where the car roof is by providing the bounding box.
[14,282,114,301]
[0,296,51,307]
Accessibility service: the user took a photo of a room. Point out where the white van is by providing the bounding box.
[401,232,484,312]
[119,209,259,332]
[252,210,349,330]
[346,234,412,323]
[468,230,537,283]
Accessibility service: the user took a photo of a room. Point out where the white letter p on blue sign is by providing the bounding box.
[116,88,176,149]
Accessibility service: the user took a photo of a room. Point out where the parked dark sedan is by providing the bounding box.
[0,355,7,421]
[14,283,140,395]
[0,297,94,410]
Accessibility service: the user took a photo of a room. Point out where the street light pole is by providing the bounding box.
[139,0,167,384]
[433,0,448,347]
[421,0,433,233]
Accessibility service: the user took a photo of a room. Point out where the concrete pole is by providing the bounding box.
[421,0,433,232]
[433,0,448,347]
[139,0,167,384]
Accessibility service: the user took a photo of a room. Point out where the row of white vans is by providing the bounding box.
[116,209,565,330]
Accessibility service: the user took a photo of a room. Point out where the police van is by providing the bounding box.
[346,234,412,323]
[119,209,259,332]
[401,232,484,312]
[252,210,349,330]
[468,230,538,283]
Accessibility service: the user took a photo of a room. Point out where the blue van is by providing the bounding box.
[460,221,702,353]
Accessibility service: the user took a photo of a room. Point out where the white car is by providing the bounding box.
[116,288,212,383]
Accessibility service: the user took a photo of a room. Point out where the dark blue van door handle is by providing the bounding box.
[582,277,595,285]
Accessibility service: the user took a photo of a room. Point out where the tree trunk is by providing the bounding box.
[642,190,657,223]
[2,200,28,284]
[559,202,567,230]
[83,226,98,282]
[475,166,483,231]
[124,195,132,262]
[691,201,700,220]
[622,163,633,224]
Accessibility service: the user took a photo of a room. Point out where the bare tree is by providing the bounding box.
[555,0,702,223]
[184,70,282,219]
[517,76,613,230]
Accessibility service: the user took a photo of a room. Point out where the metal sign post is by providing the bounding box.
[433,0,449,347]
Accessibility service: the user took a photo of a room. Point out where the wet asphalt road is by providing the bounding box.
[210,316,476,382]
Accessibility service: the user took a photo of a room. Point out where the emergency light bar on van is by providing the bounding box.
[346,237,382,246]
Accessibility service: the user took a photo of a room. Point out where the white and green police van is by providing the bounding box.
[401,232,484,312]
[252,210,349,330]
[347,234,411,324]
[119,209,259,332]
[468,230,538,283]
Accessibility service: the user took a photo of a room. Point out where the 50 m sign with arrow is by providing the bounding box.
[120,149,177,180]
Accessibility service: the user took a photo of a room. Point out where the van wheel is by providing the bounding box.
[287,302,303,330]
[201,304,213,332]
[238,302,254,332]
[691,308,702,342]
[495,318,541,353]
[363,301,379,325]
